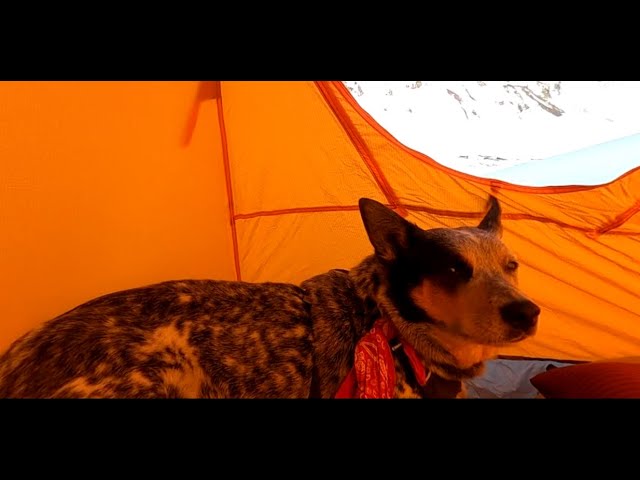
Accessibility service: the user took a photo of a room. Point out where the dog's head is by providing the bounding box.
[358,197,540,347]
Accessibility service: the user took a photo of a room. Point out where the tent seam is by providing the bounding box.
[216,85,242,281]
[315,81,407,217]
[596,199,640,234]
[233,203,639,236]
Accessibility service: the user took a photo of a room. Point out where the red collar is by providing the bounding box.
[334,317,431,398]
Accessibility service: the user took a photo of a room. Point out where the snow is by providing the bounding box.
[343,81,640,184]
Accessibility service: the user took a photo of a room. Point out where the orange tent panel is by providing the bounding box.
[1,81,639,361]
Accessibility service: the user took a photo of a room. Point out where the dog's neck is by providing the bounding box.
[349,255,491,381]
[349,255,385,328]
[350,255,432,334]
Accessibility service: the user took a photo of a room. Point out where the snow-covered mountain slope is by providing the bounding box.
[489,132,640,187]
[343,81,640,181]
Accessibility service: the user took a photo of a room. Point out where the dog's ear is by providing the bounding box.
[477,195,503,237]
[359,198,417,262]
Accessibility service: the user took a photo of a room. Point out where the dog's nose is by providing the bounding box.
[500,299,540,331]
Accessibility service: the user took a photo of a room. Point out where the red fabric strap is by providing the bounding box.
[334,317,430,398]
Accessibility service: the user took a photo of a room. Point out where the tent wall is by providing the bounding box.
[220,81,640,362]
[1,81,639,363]
[0,82,234,353]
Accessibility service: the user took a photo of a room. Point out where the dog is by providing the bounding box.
[0,196,540,398]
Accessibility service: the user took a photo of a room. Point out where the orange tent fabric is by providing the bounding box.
[1,81,639,361]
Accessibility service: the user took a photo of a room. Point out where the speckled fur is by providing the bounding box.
[0,197,539,398]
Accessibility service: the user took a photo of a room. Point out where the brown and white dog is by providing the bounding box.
[0,196,539,398]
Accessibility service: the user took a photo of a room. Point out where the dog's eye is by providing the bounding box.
[448,260,472,280]
[506,260,519,272]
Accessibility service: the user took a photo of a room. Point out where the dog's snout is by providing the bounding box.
[500,299,540,331]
